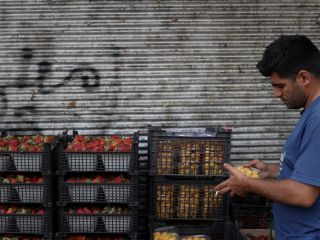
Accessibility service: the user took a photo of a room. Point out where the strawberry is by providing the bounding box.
[34,135,43,144]
[118,143,131,152]
[74,135,85,143]
[83,207,92,214]
[111,176,124,184]
[111,135,121,140]
[36,177,44,183]
[8,138,19,147]
[36,209,45,215]
[122,137,133,145]
[6,207,15,214]
[73,142,86,152]
[76,208,85,214]
[0,139,9,147]
[8,145,18,152]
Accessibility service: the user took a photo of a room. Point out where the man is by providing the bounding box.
[215,35,320,240]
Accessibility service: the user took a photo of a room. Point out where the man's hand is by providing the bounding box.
[243,159,269,179]
[244,159,280,179]
[214,163,249,197]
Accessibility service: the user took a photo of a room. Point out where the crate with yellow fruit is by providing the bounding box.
[149,126,231,177]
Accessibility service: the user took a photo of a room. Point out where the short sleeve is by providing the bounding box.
[291,116,320,187]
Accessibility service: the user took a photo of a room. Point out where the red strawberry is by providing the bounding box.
[8,145,18,152]
[111,135,120,140]
[83,207,92,214]
[36,209,45,215]
[8,138,19,147]
[34,135,43,144]
[73,142,86,152]
[74,135,85,143]
[122,137,133,145]
[6,207,14,214]
[112,176,124,184]
[0,140,8,147]
[36,177,44,183]
[77,208,85,214]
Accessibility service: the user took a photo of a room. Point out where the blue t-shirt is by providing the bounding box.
[274,96,320,240]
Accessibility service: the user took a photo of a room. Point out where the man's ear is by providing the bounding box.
[296,70,311,86]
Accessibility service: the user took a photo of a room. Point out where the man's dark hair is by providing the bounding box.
[257,35,320,78]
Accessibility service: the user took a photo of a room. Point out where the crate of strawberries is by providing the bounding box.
[0,206,50,235]
[60,206,136,234]
[59,135,136,173]
[0,175,49,204]
[59,175,136,204]
[0,134,55,172]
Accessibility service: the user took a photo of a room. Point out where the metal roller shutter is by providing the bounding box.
[0,0,319,162]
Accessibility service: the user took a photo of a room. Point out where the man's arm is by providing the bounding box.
[265,163,280,178]
[246,178,319,207]
[215,163,319,207]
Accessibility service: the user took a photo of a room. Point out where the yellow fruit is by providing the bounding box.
[236,165,260,179]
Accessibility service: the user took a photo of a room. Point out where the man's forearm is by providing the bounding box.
[266,163,280,178]
[246,178,317,207]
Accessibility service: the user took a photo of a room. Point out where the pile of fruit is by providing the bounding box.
[153,231,179,240]
[67,206,129,215]
[0,135,55,152]
[66,135,133,152]
[66,175,129,184]
[0,206,45,215]
[236,165,260,179]
[0,175,44,184]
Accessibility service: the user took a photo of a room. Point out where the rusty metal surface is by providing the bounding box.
[1,0,319,161]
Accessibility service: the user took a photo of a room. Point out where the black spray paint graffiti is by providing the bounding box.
[0,48,102,130]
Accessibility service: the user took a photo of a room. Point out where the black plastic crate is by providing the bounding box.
[0,144,53,174]
[55,233,135,240]
[149,178,227,221]
[0,211,52,236]
[0,175,52,205]
[57,134,138,174]
[230,204,273,229]
[150,221,241,240]
[0,235,48,240]
[149,126,231,177]
[59,207,137,234]
[58,176,137,204]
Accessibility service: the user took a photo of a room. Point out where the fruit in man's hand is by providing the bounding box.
[236,165,260,179]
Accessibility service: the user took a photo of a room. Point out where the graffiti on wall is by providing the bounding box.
[1,47,102,131]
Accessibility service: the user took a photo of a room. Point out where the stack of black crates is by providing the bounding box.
[56,131,139,240]
[148,126,238,239]
[0,132,54,239]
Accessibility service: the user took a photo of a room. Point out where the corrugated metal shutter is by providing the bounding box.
[0,0,319,162]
